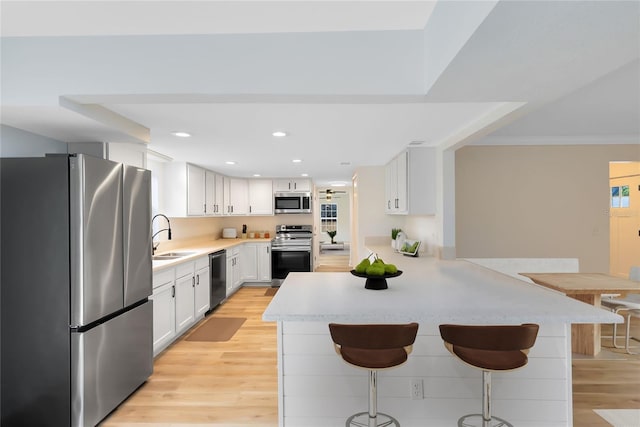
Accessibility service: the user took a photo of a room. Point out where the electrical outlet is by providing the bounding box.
[410,378,423,400]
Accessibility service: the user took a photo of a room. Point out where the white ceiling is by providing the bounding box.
[1,1,638,186]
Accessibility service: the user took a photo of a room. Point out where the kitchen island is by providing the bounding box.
[262,248,620,427]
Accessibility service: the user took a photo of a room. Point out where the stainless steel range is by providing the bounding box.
[271,224,313,284]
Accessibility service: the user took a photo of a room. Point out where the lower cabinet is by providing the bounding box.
[242,242,271,282]
[195,264,210,317]
[174,273,196,335]
[151,255,210,356]
[150,280,176,354]
[226,246,242,297]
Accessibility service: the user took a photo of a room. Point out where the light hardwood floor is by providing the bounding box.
[103,269,640,426]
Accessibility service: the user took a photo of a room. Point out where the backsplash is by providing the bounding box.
[153,214,314,253]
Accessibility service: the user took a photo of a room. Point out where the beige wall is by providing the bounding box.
[154,213,314,253]
[353,166,403,260]
[455,144,640,272]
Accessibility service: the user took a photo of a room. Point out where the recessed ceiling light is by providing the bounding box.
[301,173,309,177]
[331,182,347,187]
[272,131,287,137]
[340,161,351,166]
[409,140,425,146]
[253,174,261,177]
[225,161,236,165]
[292,159,302,163]
[171,131,191,138]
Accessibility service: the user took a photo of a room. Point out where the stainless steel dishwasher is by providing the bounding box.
[207,250,227,313]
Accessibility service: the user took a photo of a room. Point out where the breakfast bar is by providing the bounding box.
[262,248,620,427]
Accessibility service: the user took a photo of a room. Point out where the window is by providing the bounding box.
[320,203,337,232]
[611,185,630,208]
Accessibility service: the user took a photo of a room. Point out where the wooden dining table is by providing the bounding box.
[520,272,640,356]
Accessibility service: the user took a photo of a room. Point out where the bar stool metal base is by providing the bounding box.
[458,413,513,427]
[346,411,400,427]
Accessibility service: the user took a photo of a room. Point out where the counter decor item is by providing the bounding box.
[222,228,238,239]
[391,228,402,249]
[241,224,247,239]
[351,253,402,290]
[399,239,421,257]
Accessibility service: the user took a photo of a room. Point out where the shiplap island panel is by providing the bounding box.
[263,248,620,427]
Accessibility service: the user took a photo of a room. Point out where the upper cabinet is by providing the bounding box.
[223,177,249,215]
[274,178,311,192]
[385,147,435,215]
[162,162,274,217]
[248,179,274,215]
[186,164,206,215]
[205,170,224,216]
[164,163,222,217]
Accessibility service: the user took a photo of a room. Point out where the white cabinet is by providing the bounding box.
[248,179,274,215]
[174,272,195,335]
[187,164,206,216]
[224,177,249,215]
[163,163,224,217]
[213,171,225,215]
[151,269,176,356]
[226,246,242,296]
[257,243,272,281]
[151,255,211,355]
[194,260,210,318]
[385,151,407,213]
[274,178,311,192]
[385,148,435,215]
[205,170,224,216]
[241,242,271,282]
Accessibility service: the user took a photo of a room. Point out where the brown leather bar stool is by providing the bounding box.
[329,323,419,427]
[439,324,539,427]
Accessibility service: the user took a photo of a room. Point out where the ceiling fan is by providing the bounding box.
[319,188,347,201]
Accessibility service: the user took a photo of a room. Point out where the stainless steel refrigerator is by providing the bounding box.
[1,154,153,426]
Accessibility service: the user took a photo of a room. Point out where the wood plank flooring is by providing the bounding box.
[103,262,640,426]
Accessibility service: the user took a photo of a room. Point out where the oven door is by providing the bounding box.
[271,247,312,279]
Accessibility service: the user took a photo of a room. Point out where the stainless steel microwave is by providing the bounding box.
[274,192,312,214]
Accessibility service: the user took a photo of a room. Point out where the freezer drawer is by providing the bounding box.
[71,301,153,427]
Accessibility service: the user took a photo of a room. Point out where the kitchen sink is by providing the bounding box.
[152,251,198,261]
[152,255,182,260]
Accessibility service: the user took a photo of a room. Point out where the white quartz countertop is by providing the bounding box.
[262,246,621,325]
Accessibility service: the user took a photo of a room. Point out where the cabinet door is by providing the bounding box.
[248,180,273,215]
[230,178,249,215]
[174,274,195,334]
[257,243,272,282]
[395,151,408,213]
[385,160,396,213]
[224,177,249,215]
[205,170,216,216]
[274,179,311,192]
[150,281,176,356]
[233,255,242,289]
[292,179,311,192]
[214,173,224,215]
[274,179,292,192]
[241,244,258,281]
[187,164,206,216]
[194,265,210,317]
[226,256,235,296]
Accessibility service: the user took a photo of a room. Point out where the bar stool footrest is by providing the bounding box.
[458,414,513,427]
[346,411,400,427]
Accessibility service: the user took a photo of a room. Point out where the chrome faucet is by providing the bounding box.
[151,214,172,255]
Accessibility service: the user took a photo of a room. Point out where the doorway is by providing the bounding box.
[316,187,352,271]
[609,161,640,278]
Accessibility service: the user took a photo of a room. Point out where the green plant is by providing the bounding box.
[327,230,337,244]
[391,228,402,240]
